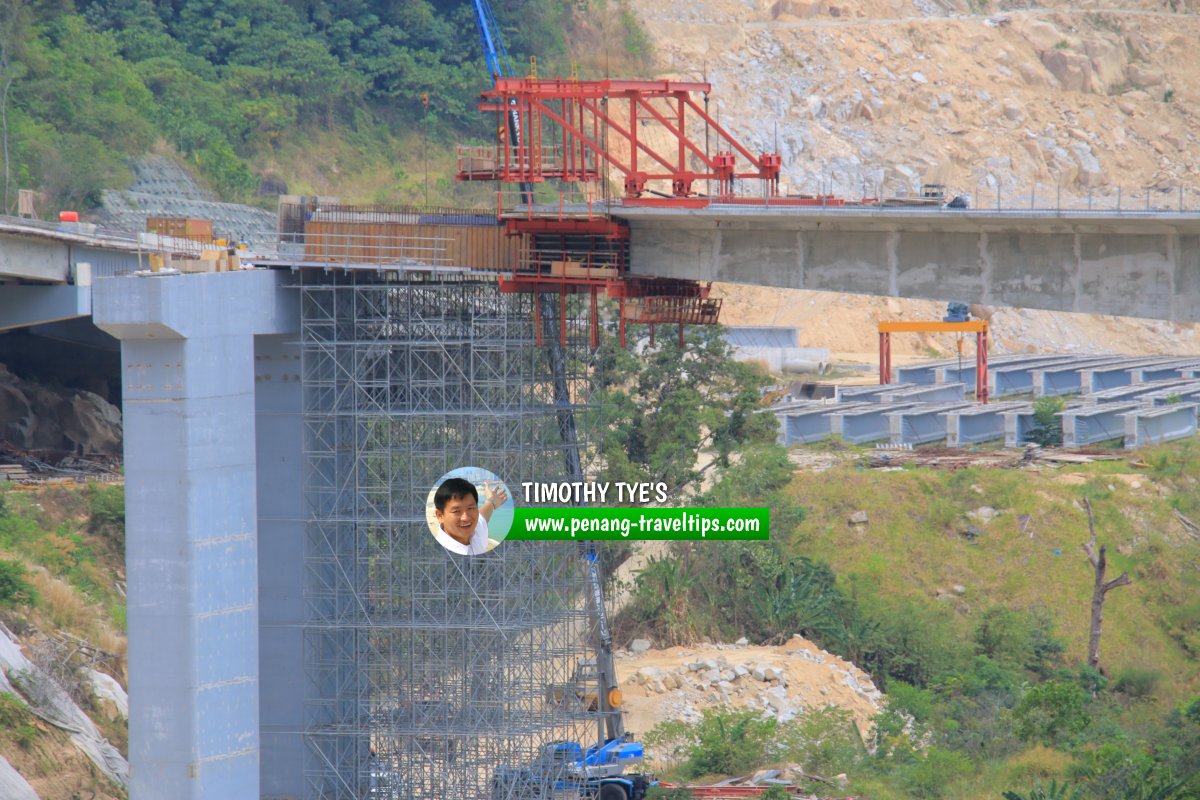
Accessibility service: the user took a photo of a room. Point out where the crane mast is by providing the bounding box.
[468,0,624,745]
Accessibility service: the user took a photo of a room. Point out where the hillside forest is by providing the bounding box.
[0,0,650,212]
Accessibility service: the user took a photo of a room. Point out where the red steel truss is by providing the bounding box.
[458,78,783,202]
[496,218,719,347]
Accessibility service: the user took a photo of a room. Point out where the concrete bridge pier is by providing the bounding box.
[94,271,301,800]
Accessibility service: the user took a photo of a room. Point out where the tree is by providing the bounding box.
[0,0,28,212]
[1082,497,1130,673]
[594,328,776,502]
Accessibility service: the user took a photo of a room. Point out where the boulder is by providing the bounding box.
[1021,19,1068,53]
[848,510,869,526]
[630,638,652,654]
[1084,37,1127,95]
[1041,50,1096,93]
[1126,63,1165,88]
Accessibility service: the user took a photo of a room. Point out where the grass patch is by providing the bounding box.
[788,441,1200,704]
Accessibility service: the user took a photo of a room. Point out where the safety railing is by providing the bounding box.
[495,188,614,222]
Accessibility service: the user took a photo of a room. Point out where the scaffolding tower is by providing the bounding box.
[300,267,609,799]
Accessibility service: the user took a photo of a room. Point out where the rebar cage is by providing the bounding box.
[300,269,609,800]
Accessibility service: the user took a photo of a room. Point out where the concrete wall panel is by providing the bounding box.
[984,232,1076,308]
[894,231,984,299]
[1076,233,1173,317]
[802,230,891,295]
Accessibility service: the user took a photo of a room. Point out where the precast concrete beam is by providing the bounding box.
[946,402,1030,447]
[1123,403,1199,449]
[1138,381,1200,407]
[880,382,967,404]
[1079,357,1182,393]
[1032,357,1132,397]
[831,402,918,444]
[990,356,1080,397]
[618,208,1200,323]
[835,383,912,403]
[1061,402,1141,447]
[897,355,1021,386]
[931,354,1025,386]
[1085,378,1192,404]
[777,401,869,444]
[1004,407,1040,448]
[1131,359,1200,383]
[886,402,973,445]
[92,271,299,800]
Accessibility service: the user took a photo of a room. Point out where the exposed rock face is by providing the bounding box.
[0,365,122,456]
[629,0,1200,201]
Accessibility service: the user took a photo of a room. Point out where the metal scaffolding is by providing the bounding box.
[300,268,607,799]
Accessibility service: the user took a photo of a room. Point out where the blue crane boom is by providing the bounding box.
[470,0,514,80]
[464,5,652,800]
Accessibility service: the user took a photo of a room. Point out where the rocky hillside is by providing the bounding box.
[622,0,1200,361]
[631,0,1200,203]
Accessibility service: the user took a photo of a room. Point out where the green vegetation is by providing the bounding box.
[0,558,36,606]
[0,692,38,750]
[0,0,653,212]
[0,485,127,638]
[1027,396,1065,446]
[617,336,1200,799]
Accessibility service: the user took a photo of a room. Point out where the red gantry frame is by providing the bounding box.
[499,217,721,348]
[459,78,843,206]
[879,320,991,403]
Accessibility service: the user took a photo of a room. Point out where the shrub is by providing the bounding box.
[900,746,973,798]
[1027,397,1065,446]
[1112,667,1160,699]
[85,482,125,547]
[778,706,863,777]
[1002,780,1083,800]
[1013,681,1090,746]
[0,560,37,607]
[646,708,777,779]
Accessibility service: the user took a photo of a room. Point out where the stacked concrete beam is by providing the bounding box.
[946,402,1030,447]
[935,354,1049,388]
[830,402,919,444]
[886,402,973,445]
[1080,357,1185,393]
[777,401,870,445]
[1123,403,1200,448]
[835,383,913,403]
[989,355,1080,397]
[879,382,967,404]
[1138,381,1200,407]
[1061,402,1141,447]
[897,354,1022,385]
[1004,406,1039,447]
[1084,379,1193,405]
[1131,359,1200,383]
[1032,357,1133,397]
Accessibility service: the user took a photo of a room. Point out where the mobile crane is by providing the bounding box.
[468,3,653,799]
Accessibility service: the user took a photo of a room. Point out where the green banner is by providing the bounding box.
[506,507,769,541]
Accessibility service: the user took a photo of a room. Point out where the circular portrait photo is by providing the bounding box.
[426,467,514,556]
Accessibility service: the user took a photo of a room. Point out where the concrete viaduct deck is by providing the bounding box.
[612,205,1200,323]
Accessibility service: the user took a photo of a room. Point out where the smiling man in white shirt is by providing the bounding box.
[432,477,509,555]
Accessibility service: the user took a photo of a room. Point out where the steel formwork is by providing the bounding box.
[300,269,606,800]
